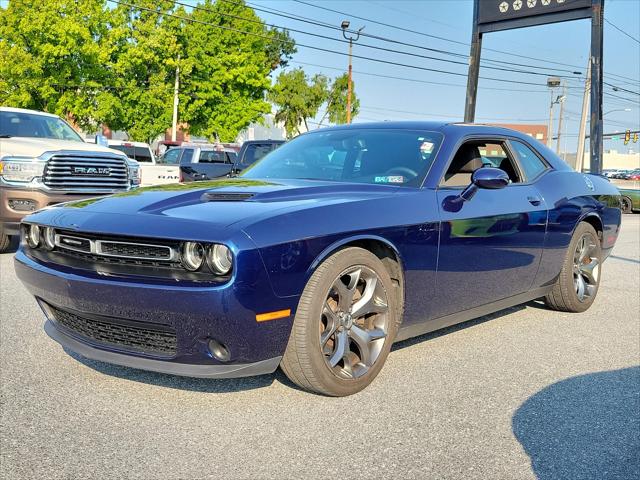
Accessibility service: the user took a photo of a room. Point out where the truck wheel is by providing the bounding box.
[621,196,633,214]
[281,247,399,396]
[544,222,602,313]
[0,233,12,253]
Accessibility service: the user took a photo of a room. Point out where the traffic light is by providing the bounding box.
[634,133,639,144]
[624,130,631,145]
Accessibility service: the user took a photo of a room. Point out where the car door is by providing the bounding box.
[189,150,234,181]
[432,137,549,318]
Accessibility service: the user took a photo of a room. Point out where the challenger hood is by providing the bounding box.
[26,178,402,241]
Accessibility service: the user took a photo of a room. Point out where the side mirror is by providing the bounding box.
[443,167,509,212]
[472,167,510,190]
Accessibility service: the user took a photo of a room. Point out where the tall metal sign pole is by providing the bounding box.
[590,0,604,174]
[465,0,604,173]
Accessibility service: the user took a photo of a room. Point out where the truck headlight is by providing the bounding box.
[127,162,140,187]
[0,158,46,182]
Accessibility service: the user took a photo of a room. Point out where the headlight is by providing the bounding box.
[0,158,46,182]
[27,224,41,248]
[207,244,233,275]
[43,226,56,250]
[181,242,205,271]
[127,161,140,187]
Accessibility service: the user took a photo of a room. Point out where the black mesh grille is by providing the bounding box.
[51,306,177,356]
[99,242,171,259]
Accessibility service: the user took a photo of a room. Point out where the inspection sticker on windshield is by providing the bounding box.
[374,176,404,184]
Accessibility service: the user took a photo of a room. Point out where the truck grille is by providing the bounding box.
[50,305,177,356]
[43,153,129,190]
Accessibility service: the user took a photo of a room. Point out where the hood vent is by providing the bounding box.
[201,192,255,202]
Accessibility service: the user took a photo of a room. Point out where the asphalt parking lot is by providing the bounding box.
[1,216,639,480]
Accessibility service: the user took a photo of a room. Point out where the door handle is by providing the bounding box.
[527,196,542,206]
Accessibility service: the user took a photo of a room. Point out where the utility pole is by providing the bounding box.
[171,54,180,142]
[546,77,561,148]
[341,21,363,125]
[576,59,591,172]
[464,0,482,123]
[556,83,567,155]
[547,91,555,149]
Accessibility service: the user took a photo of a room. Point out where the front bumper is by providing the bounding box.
[44,320,282,378]
[14,248,297,377]
[0,187,101,235]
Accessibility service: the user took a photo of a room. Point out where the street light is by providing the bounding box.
[341,20,364,124]
[547,77,563,148]
[603,108,631,116]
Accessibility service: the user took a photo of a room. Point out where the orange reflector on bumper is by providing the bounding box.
[256,309,291,322]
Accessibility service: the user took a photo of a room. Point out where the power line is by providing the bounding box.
[106,0,560,87]
[290,60,550,93]
[169,0,584,80]
[290,0,640,86]
[222,0,585,77]
[605,18,640,45]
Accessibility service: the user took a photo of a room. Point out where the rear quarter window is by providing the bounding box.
[511,141,548,181]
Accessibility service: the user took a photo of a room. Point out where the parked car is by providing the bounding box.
[0,107,139,253]
[15,122,621,396]
[628,170,640,181]
[618,188,640,213]
[234,140,285,174]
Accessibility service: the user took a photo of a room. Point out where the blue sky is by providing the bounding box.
[252,0,640,153]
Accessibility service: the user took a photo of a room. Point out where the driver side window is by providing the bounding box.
[442,140,521,187]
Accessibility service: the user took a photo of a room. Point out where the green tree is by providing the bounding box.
[100,0,185,143]
[0,0,295,143]
[0,0,113,130]
[325,74,359,125]
[268,69,328,138]
[179,0,296,142]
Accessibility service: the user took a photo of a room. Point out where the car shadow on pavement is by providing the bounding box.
[513,366,640,480]
[66,349,281,393]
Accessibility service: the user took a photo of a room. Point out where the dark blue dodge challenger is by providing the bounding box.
[15,122,622,396]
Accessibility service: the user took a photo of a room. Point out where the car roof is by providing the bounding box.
[108,140,151,148]
[307,121,535,137]
[0,106,59,118]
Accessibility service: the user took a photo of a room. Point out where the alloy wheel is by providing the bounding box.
[320,266,389,379]
[573,233,600,302]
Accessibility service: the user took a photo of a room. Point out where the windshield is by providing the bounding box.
[0,111,83,142]
[110,145,154,162]
[241,129,443,187]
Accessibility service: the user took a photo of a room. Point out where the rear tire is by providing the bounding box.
[621,196,633,214]
[0,233,11,253]
[281,247,400,396]
[544,222,602,313]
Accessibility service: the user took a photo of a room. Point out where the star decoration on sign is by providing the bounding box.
[513,0,523,10]
[542,0,551,5]
[527,0,537,7]
[499,1,509,13]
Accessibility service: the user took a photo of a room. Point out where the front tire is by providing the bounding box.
[621,196,633,214]
[281,247,400,396]
[544,222,602,313]
[0,233,11,253]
